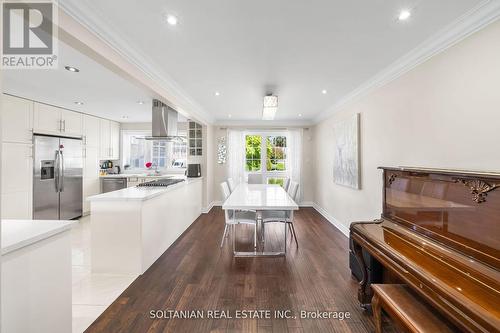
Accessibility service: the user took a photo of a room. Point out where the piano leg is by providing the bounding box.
[352,238,372,307]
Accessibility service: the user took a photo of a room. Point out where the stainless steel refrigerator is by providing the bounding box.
[33,135,83,220]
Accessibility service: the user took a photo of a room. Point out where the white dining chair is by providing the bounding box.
[220,182,257,248]
[247,174,263,184]
[261,180,300,246]
[227,178,236,193]
[283,178,290,191]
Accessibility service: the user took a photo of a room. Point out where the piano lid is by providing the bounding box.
[379,167,500,270]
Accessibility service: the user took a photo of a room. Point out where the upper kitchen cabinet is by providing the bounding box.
[110,121,120,160]
[189,121,203,156]
[1,94,34,144]
[34,102,82,137]
[99,119,120,160]
[83,115,100,147]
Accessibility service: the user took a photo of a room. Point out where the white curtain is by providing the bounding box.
[287,129,303,203]
[227,129,245,185]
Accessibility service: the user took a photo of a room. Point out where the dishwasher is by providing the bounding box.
[101,178,127,193]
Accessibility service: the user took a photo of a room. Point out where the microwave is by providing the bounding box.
[186,164,201,178]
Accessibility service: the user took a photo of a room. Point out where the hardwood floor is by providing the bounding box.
[84,207,376,333]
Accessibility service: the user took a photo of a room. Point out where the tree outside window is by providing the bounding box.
[245,134,287,186]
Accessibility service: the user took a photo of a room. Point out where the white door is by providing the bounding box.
[34,102,61,135]
[99,119,110,159]
[61,110,83,137]
[1,143,33,219]
[83,115,100,147]
[83,146,100,213]
[110,121,120,160]
[1,95,33,144]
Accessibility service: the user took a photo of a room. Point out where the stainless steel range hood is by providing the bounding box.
[145,99,185,141]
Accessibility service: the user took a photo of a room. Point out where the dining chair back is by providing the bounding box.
[221,182,231,201]
[227,178,236,193]
[247,174,263,184]
[288,181,299,200]
[283,178,291,191]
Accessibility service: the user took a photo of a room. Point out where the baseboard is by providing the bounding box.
[311,203,350,238]
[299,201,314,207]
[202,201,222,213]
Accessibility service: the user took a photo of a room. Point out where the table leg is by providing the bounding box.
[284,214,287,254]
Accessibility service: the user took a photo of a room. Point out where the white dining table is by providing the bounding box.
[222,183,299,257]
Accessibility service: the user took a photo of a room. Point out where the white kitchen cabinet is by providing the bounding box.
[1,142,33,219]
[83,115,100,147]
[99,119,110,159]
[99,119,120,160]
[83,146,100,214]
[33,102,82,137]
[82,115,101,214]
[1,94,33,144]
[61,109,83,137]
[110,121,120,160]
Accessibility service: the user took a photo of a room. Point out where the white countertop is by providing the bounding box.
[88,177,203,202]
[2,220,76,255]
[222,184,299,211]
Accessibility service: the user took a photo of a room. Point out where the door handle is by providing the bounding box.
[60,150,65,192]
[55,150,60,192]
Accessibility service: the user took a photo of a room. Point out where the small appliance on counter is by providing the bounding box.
[186,164,201,178]
[100,161,121,175]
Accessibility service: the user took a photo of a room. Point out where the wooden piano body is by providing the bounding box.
[350,167,500,333]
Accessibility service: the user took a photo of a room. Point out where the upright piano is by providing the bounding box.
[350,167,500,333]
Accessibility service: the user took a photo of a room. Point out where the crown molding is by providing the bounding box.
[58,1,215,125]
[314,0,500,123]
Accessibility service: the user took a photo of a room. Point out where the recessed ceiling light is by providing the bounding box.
[215,91,220,96]
[398,10,411,21]
[321,89,327,94]
[137,101,145,105]
[166,14,178,26]
[65,66,79,73]
[228,114,232,118]
[121,115,129,120]
[298,114,303,117]
[74,101,84,105]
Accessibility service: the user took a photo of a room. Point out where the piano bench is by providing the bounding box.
[371,284,456,333]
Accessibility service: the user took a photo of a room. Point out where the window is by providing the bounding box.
[122,131,187,170]
[245,133,288,186]
[266,136,287,171]
[245,135,261,172]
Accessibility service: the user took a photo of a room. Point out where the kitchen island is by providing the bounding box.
[87,177,202,275]
[2,220,75,333]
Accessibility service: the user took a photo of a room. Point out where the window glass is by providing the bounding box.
[267,177,285,187]
[245,135,261,172]
[266,136,287,171]
[122,131,186,170]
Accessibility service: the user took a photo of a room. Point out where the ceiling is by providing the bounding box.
[58,0,485,123]
[3,40,158,123]
[3,1,489,124]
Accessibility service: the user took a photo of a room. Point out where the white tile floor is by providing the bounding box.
[71,216,137,333]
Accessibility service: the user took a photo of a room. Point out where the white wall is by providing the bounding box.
[313,20,500,236]
[211,127,315,205]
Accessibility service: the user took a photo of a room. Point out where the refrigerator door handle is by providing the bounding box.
[60,150,65,192]
[55,150,60,192]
